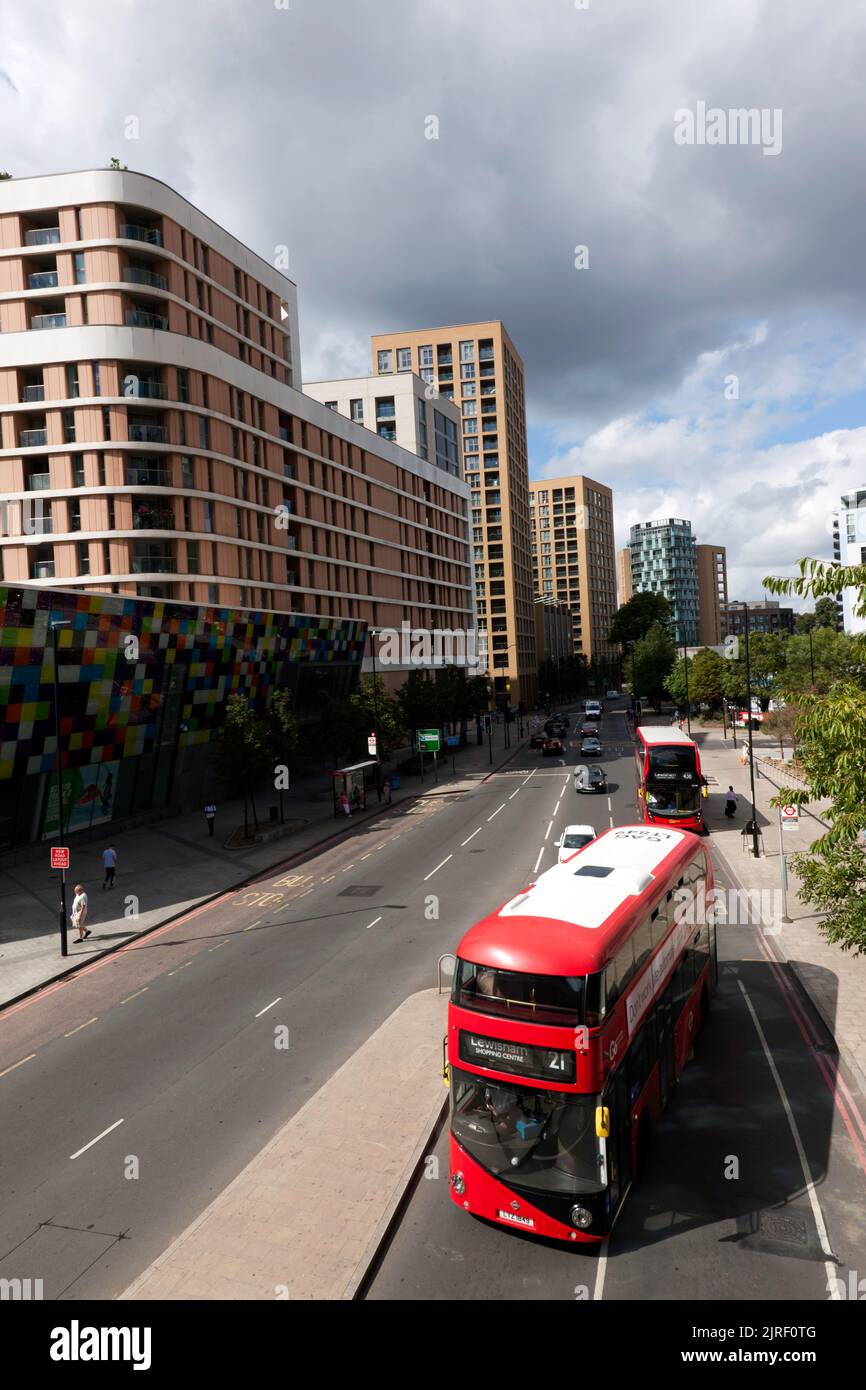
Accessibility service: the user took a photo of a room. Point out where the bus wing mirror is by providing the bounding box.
[595,1106,610,1139]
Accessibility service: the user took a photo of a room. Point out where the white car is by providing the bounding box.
[557,824,597,863]
[606,689,620,700]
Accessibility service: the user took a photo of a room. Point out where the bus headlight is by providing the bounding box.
[451,1172,466,1196]
[570,1204,593,1230]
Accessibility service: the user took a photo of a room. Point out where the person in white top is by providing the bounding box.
[71,884,90,942]
[102,845,117,889]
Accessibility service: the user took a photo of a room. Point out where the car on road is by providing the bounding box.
[579,721,599,738]
[580,736,603,757]
[545,721,568,739]
[606,689,620,700]
[529,730,546,749]
[574,764,607,793]
[542,737,565,757]
[585,701,602,719]
[557,823,597,862]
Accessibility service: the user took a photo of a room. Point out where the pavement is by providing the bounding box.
[0,719,529,1007]
[692,724,866,1092]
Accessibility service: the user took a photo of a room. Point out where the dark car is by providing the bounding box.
[580,737,602,757]
[573,765,607,793]
[579,721,599,738]
[542,737,565,757]
[530,731,546,749]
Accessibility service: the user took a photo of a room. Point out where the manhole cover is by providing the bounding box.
[735,1206,821,1261]
[338,885,381,897]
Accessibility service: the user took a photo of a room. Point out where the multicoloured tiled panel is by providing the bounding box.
[0,586,366,782]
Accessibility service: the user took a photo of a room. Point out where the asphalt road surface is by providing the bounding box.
[1,701,863,1302]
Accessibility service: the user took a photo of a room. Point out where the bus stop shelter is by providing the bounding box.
[331,760,378,817]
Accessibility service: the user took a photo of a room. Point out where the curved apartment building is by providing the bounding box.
[0,170,471,634]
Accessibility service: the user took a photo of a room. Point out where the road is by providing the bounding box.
[366,707,866,1301]
[2,702,863,1302]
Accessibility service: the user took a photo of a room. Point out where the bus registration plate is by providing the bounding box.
[498,1210,535,1228]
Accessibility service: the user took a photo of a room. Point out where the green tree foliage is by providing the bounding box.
[609,592,672,650]
[631,623,677,710]
[814,596,840,629]
[665,647,726,709]
[395,671,439,742]
[794,611,816,634]
[267,689,299,822]
[721,632,787,709]
[765,556,866,626]
[211,693,272,834]
[106,156,128,170]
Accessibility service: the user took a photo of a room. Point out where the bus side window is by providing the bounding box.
[603,961,620,1013]
[614,938,637,996]
[650,898,669,947]
[632,918,654,974]
[627,1022,658,1105]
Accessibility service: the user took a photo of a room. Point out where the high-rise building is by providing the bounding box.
[534,596,573,669]
[628,518,699,645]
[0,170,471,640]
[696,543,728,646]
[370,321,535,706]
[617,545,633,606]
[832,489,866,635]
[304,372,462,474]
[528,475,617,671]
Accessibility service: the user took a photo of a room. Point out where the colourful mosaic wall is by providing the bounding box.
[0,585,367,783]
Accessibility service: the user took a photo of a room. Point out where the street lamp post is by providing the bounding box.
[368,627,382,802]
[743,604,761,859]
[50,619,71,956]
[682,629,691,737]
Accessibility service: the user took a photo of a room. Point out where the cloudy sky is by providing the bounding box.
[3,0,865,605]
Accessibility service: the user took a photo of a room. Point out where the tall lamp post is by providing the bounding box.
[50,619,71,956]
[681,627,691,737]
[368,627,382,802]
[743,603,761,858]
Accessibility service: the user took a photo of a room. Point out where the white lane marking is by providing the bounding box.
[487,803,506,822]
[322,874,336,883]
[209,940,228,952]
[737,979,840,1295]
[593,1239,609,1301]
[65,1018,98,1038]
[509,789,520,800]
[609,814,614,827]
[70,1117,124,1161]
[167,961,192,976]
[120,987,149,1006]
[0,1053,35,1079]
[341,863,356,873]
[255,997,282,1018]
[360,853,372,860]
[424,854,453,881]
[533,846,545,874]
[298,887,314,898]
[365,916,383,930]
[461,828,482,846]
[522,770,536,785]
[544,820,554,841]
[243,919,263,933]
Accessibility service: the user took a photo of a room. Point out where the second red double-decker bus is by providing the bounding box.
[447,825,716,1242]
[634,725,705,832]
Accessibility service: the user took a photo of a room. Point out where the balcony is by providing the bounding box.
[132,551,174,574]
[28,270,59,289]
[27,472,51,491]
[120,223,163,246]
[124,266,168,290]
[22,383,45,402]
[31,312,67,330]
[20,428,48,447]
[133,503,175,530]
[125,378,166,399]
[31,560,56,579]
[437,353,453,366]
[126,464,170,487]
[375,402,396,419]
[25,227,60,246]
[31,514,53,535]
[128,421,168,443]
[126,309,169,330]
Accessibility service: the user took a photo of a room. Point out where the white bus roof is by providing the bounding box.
[637,725,696,745]
[498,826,689,931]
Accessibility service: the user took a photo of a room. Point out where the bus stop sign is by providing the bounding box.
[781,805,799,831]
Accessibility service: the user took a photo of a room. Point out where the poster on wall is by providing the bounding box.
[42,760,120,839]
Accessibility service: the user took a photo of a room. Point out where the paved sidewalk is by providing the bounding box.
[121,988,448,1301]
[695,726,866,1090]
[0,723,529,1007]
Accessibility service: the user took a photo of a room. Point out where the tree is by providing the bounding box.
[106,156,129,170]
[433,666,476,742]
[609,592,672,650]
[815,596,839,629]
[396,671,439,741]
[765,556,866,627]
[721,631,786,710]
[211,693,271,836]
[666,647,726,710]
[267,689,299,823]
[631,623,677,710]
[794,611,816,634]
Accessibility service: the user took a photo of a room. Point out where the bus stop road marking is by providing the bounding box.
[255,998,281,1019]
[424,855,453,881]
[70,1117,124,1161]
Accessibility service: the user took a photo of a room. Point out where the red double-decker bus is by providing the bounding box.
[447,825,716,1242]
[635,726,705,832]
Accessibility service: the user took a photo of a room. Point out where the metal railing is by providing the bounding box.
[31,561,55,578]
[28,270,58,289]
[131,555,174,574]
[22,384,45,401]
[125,309,168,330]
[125,379,166,399]
[133,509,175,530]
[124,266,168,290]
[19,428,48,447]
[125,469,170,488]
[24,227,60,246]
[128,422,167,443]
[31,313,67,330]
[120,224,163,246]
[27,472,51,490]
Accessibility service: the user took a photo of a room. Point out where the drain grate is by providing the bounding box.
[338,884,381,897]
[735,1206,821,1261]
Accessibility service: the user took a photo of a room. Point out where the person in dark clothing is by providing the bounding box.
[725,786,737,819]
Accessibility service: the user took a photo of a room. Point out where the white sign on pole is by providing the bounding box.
[368,733,377,756]
[781,804,799,831]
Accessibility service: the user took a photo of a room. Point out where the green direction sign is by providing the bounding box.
[416,728,441,753]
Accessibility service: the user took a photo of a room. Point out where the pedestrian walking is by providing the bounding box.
[71,883,90,942]
[102,845,117,889]
[383,778,392,805]
[204,801,216,836]
[725,786,737,819]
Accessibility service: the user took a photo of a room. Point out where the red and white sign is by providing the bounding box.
[367,733,377,755]
[50,846,69,870]
[781,805,799,830]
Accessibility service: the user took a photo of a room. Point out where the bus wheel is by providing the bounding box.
[634,1114,651,1182]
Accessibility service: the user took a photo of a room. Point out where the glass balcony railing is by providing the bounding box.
[25,227,60,246]
[132,554,174,574]
[125,379,166,399]
[133,506,175,530]
[120,223,163,246]
[375,403,396,418]
[126,309,169,330]
[279,426,290,442]
[32,560,56,579]
[22,384,45,401]
[31,517,53,535]
[31,313,67,330]
[20,428,48,447]
[128,422,167,443]
[27,472,51,491]
[126,467,170,487]
[28,270,59,289]
[124,266,168,290]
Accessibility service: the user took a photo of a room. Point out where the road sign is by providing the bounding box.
[51,846,69,869]
[416,728,441,752]
[446,734,460,747]
[781,804,799,831]
[367,733,377,755]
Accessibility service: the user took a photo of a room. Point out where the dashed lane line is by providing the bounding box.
[119,987,149,1006]
[461,828,482,846]
[255,997,282,1018]
[243,919,263,933]
[64,1018,98,1038]
[69,1117,124,1161]
[0,1053,36,1079]
[424,855,453,881]
[487,803,506,822]
[533,846,545,874]
[365,917,383,931]
[167,961,192,976]
[544,820,554,841]
[208,940,229,952]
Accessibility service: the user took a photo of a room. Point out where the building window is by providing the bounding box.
[92,363,101,396]
[417,397,428,460]
[419,345,433,368]
[66,363,79,399]
[203,500,213,533]
[377,349,393,374]
[74,252,86,285]
[208,583,217,603]
[324,400,337,410]
[77,541,90,575]
[63,409,76,443]
[397,347,412,372]
[350,399,364,423]
[199,416,209,449]
[177,367,189,403]
[459,341,475,363]
[102,406,111,440]
[434,410,459,476]
[460,363,475,380]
